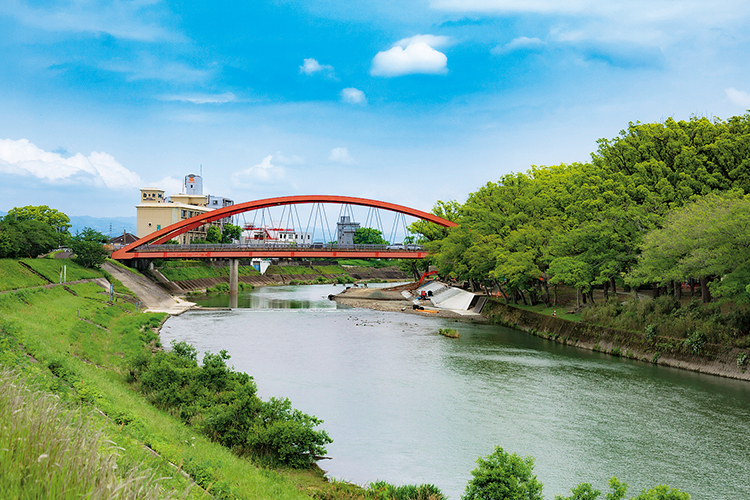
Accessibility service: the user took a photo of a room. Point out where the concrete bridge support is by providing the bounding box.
[229,258,239,296]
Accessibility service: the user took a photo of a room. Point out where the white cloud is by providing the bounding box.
[394,34,452,49]
[0,138,141,189]
[103,57,211,84]
[299,58,335,78]
[431,0,750,45]
[273,152,305,165]
[340,88,367,105]
[0,0,182,42]
[231,155,286,185]
[151,176,184,195]
[725,88,750,108]
[371,35,449,77]
[492,36,546,54]
[328,147,356,165]
[157,92,236,104]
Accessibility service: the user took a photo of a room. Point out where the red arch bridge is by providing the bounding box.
[112,195,457,293]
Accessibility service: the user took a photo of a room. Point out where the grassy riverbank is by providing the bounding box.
[0,259,452,499]
[0,271,329,499]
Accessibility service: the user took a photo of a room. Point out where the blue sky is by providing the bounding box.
[1,0,749,218]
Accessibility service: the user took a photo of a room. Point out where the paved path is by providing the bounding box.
[102,262,196,315]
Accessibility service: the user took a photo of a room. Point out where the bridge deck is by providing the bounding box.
[112,243,427,260]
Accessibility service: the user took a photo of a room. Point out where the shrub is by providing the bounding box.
[130,341,331,469]
[737,351,748,368]
[645,324,657,341]
[462,446,543,500]
[683,331,707,354]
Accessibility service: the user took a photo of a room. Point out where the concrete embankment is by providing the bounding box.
[333,284,488,321]
[484,299,750,381]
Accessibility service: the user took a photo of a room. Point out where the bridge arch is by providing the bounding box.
[112,195,457,260]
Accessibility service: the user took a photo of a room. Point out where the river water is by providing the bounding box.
[162,285,750,499]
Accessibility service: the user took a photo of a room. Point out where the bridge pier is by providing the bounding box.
[229,258,239,296]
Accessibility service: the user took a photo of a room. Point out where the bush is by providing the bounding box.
[462,446,543,500]
[130,341,332,469]
[683,331,707,354]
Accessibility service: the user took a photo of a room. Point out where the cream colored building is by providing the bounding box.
[136,188,213,244]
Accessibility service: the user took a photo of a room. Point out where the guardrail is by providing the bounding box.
[131,243,425,253]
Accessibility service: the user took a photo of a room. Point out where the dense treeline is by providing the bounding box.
[413,114,750,341]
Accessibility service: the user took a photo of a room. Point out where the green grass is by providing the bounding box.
[314,265,345,274]
[158,262,260,281]
[266,265,320,275]
[20,257,104,282]
[508,302,583,322]
[337,259,392,268]
[0,259,47,291]
[0,283,323,500]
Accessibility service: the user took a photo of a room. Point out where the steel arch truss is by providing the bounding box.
[112,195,457,261]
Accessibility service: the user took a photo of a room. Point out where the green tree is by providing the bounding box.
[221,223,242,243]
[71,228,109,268]
[555,483,601,500]
[631,485,690,500]
[205,226,222,243]
[4,205,71,234]
[0,219,59,258]
[353,227,388,245]
[630,193,750,303]
[462,446,543,500]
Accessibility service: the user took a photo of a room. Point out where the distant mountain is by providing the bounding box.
[69,215,137,237]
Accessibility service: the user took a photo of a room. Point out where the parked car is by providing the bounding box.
[386,243,406,250]
[406,244,424,251]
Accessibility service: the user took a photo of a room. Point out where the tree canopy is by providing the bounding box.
[71,228,109,268]
[412,113,750,306]
[353,227,388,245]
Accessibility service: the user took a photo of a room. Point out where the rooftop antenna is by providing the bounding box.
[200,164,203,178]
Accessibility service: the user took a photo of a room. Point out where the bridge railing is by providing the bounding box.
[132,242,426,253]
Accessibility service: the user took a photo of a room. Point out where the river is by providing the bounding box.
[161,284,750,499]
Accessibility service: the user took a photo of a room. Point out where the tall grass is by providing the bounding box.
[0,368,178,500]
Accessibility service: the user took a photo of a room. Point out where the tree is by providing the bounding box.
[630,193,750,303]
[71,228,109,268]
[4,205,71,234]
[353,227,388,245]
[0,219,59,258]
[462,446,543,500]
[221,223,242,243]
[205,226,222,243]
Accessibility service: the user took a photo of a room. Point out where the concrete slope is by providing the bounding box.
[102,262,195,314]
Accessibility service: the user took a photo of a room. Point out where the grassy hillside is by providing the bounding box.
[0,260,47,291]
[21,257,105,282]
[0,281,318,500]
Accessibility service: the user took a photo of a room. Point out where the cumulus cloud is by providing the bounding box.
[151,176,185,195]
[371,34,449,77]
[492,36,546,54]
[232,155,287,186]
[299,58,335,78]
[0,138,141,189]
[340,88,367,105]
[157,92,236,104]
[328,147,356,165]
[726,88,750,108]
